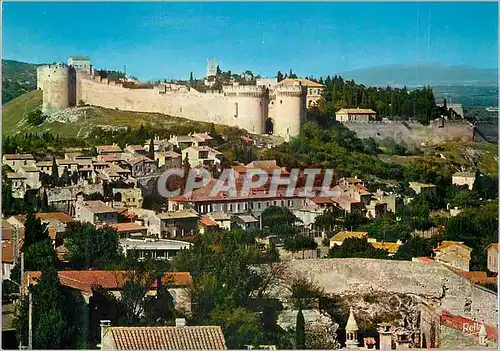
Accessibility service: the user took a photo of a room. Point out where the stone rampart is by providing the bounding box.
[342,121,474,146]
[283,258,497,325]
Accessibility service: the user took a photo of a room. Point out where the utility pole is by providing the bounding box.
[28,285,33,350]
[19,253,24,350]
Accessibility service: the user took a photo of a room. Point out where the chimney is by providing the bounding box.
[99,320,111,350]
[175,318,186,327]
[377,323,392,350]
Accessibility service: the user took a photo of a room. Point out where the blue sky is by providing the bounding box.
[3,2,498,81]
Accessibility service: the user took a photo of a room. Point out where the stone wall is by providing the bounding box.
[342,121,474,146]
[283,258,497,325]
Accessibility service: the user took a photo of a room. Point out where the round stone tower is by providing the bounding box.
[273,83,306,140]
[222,85,269,134]
[41,64,70,115]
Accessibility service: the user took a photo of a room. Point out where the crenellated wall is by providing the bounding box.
[38,58,304,137]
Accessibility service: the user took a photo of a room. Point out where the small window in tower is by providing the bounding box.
[234,102,238,117]
[280,100,283,104]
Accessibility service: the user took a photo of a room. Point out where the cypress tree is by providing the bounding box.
[295,309,306,349]
[148,136,155,160]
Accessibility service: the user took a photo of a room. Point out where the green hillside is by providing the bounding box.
[2,59,42,104]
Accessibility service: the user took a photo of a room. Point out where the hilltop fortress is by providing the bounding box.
[37,56,315,139]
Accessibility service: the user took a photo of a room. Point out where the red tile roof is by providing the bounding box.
[108,222,147,233]
[36,212,73,224]
[127,156,155,166]
[453,270,498,285]
[200,217,219,227]
[25,271,192,294]
[2,242,14,263]
[106,325,226,350]
[2,220,15,241]
[441,311,497,341]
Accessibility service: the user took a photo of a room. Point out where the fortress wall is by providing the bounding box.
[283,258,497,325]
[343,121,474,146]
[80,78,230,124]
[79,78,273,134]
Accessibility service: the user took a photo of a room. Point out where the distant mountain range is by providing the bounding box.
[339,62,498,87]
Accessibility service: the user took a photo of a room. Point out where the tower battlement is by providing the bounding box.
[222,85,268,97]
[274,85,306,96]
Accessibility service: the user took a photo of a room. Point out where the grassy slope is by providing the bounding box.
[2,90,43,133]
[2,91,248,138]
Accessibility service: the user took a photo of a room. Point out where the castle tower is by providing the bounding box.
[41,63,71,115]
[273,83,306,140]
[222,85,268,134]
[345,307,359,349]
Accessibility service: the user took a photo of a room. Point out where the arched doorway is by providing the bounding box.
[265,118,274,135]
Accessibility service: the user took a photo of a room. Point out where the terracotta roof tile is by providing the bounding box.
[25,271,192,294]
[108,325,226,350]
[2,242,14,263]
[200,217,219,227]
[486,243,498,251]
[36,212,73,224]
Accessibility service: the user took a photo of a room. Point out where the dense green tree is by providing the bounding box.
[284,235,318,259]
[328,237,389,259]
[65,222,123,269]
[393,236,442,261]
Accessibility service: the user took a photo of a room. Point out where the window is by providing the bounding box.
[234,102,239,117]
[280,100,283,104]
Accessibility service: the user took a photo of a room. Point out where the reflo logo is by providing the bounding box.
[462,321,483,336]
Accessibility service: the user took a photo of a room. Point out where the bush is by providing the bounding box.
[26,109,47,126]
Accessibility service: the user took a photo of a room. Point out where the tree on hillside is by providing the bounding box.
[51,156,59,183]
[148,135,155,160]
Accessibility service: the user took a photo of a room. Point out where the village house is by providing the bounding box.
[182,146,223,168]
[232,214,259,231]
[365,200,388,218]
[169,132,215,149]
[433,241,472,271]
[126,156,158,177]
[18,166,41,190]
[98,320,226,350]
[199,216,219,234]
[452,172,476,191]
[24,270,193,314]
[120,238,192,261]
[45,183,104,214]
[330,195,364,213]
[486,243,498,274]
[100,222,148,239]
[112,187,143,208]
[155,150,182,169]
[156,211,199,238]
[144,136,173,152]
[123,145,147,158]
[7,172,27,198]
[207,212,232,231]
[2,153,36,171]
[96,144,123,156]
[369,239,403,257]
[373,190,404,214]
[75,200,118,225]
[335,108,377,122]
